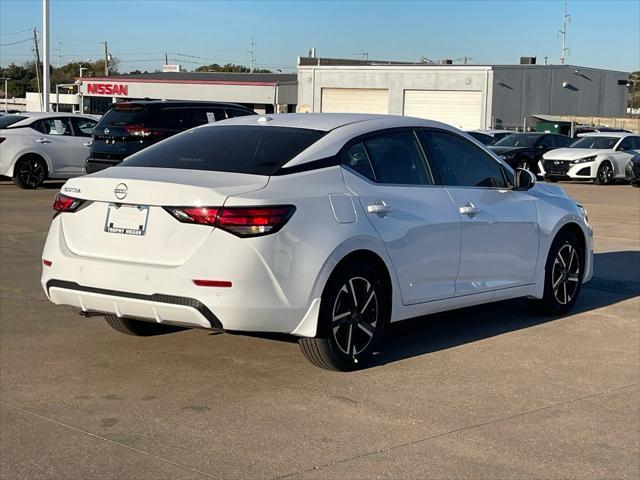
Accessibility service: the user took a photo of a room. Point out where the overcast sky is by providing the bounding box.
[1,0,638,73]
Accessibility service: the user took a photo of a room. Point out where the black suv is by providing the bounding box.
[87,100,255,173]
[488,132,573,175]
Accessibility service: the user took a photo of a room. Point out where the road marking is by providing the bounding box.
[0,402,223,479]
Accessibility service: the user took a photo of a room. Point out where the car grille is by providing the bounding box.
[544,160,571,175]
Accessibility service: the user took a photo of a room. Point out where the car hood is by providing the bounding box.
[543,148,610,160]
[488,146,532,155]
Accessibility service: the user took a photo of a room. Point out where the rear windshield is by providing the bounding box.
[494,134,542,147]
[0,115,27,129]
[98,105,147,126]
[570,136,619,149]
[121,125,325,175]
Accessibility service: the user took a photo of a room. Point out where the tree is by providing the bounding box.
[629,71,640,110]
[195,63,271,73]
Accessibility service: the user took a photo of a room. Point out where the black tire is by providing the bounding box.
[13,155,47,189]
[532,231,584,315]
[298,261,389,371]
[594,162,614,185]
[104,315,185,336]
[631,182,640,188]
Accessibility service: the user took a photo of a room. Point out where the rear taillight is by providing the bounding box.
[164,205,295,237]
[53,192,85,213]
[123,125,163,137]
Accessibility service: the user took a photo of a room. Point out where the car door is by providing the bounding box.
[419,129,539,296]
[341,129,461,305]
[31,117,82,177]
[612,137,640,177]
[70,117,97,174]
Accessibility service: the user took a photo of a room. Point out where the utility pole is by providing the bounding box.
[247,38,256,73]
[165,52,168,66]
[42,0,50,112]
[55,39,61,68]
[559,0,570,65]
[544,56,549,65]
[33,28,43,110]
[1,77,8,113]
[101,41,109,76]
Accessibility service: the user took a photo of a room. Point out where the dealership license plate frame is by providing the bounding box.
[104,203,149,236]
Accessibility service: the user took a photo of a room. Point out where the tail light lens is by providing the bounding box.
[164,205,296,237]
[53,192,85,213]
[123,125,163,137]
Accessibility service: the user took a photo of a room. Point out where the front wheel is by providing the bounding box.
[13,155,46,189]
[298,261,389,371]
[532,232,584,315]
[595,162,614,185]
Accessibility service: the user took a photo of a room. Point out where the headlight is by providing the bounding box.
[577,204,589,225]
[574,155,596,164]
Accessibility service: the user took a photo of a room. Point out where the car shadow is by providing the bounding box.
[372,250,640,368]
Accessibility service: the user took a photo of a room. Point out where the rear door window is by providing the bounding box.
[33,118,73,136]
[341,142,376,181]
[191,108,226,127]
[121,125,325,175]
[71,117,97,137]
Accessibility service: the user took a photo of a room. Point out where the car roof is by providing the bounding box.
[212,113,452,132]
[113,100,253,110]
[577,132,635,138]
[2,112,97,128]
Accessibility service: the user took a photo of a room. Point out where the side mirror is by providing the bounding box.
[514,168,536,191]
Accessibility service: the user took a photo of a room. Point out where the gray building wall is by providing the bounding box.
[297,66,493,127]
[491,66,628,128]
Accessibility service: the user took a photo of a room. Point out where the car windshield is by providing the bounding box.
[0,115,27,129]
[121,125,325,175]
[570,136,619,149]
[494,134,541,147]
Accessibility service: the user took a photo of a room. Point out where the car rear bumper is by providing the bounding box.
[41,217,319,336]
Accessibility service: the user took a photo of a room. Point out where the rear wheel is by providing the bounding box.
[13,155,47,189]
[595,162,613,185]
[298,261,389,371]
[104,315,185,336]
[532,232,584,315]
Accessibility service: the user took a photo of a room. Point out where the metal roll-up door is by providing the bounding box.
[403,90,482,129]
[321,88,389,114]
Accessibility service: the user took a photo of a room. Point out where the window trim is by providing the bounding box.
[339,127,436,187]
[417,127,512,190]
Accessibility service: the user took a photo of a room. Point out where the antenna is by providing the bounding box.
[247,38,256,73]
[352,52,369,60]
[559,0,571,64]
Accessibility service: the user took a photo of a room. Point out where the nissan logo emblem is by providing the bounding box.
[104,127,110,134]
[554,161,560,165]
[114,183,128,200]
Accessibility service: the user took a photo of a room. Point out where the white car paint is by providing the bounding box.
[539,132,640,182]
[41,114,593,352]
[0,112,98,180]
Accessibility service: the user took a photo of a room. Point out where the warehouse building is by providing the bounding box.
[297,57,629,130]
[77,72,298,115]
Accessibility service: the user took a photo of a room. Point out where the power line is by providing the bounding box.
[0,37,33,47]
[0,27,36,36]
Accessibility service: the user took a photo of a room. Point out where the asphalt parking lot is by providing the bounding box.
[1,180,638,479]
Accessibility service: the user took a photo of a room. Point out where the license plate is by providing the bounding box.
[104,204,149,236]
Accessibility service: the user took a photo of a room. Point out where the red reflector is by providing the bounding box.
[42,259,52,267]
[53,192,84,212]
[192,279,232,288]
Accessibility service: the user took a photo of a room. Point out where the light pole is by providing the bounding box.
[1,77,8,113]
[42,0,51,111]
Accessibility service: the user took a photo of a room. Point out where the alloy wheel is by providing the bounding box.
[551,244,580,305]
[331,276,378,356]
[18,159,45,188]
[598,164,613,184]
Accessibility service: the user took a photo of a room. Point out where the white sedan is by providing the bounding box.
[0,112,98,189]
[540,132,640,185]
[41,114,593,370]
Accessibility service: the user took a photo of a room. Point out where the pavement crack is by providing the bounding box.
[0,402,224,480]
[273,383,639,480]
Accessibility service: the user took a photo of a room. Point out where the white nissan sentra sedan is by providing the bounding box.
[42,114,593,370]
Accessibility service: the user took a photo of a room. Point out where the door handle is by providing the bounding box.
[36,138,51,144]
[459,203,480,216]
[367,201,393,215]
[83,141,93,146]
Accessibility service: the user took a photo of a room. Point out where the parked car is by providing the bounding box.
[489,132,573,174]
[42,114,593,371]
[624,150,640,187]
[87,100,256,173]
[573,126,631,138]
[465,130,496,145]
[0,112,99,188]
[540,133,640,185]
[481,129,514,141]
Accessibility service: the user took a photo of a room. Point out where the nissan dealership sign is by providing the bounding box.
[86,83,128,96]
